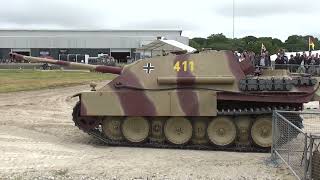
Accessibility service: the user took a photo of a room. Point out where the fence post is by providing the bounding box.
[309,138,314,179]
[271,111,276,160]
[303,135,308,180]
[287,119,290,164]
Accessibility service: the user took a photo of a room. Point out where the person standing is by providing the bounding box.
[265,51,271,67]
[275,54,284,69]
[315,53,320,75]
[308,55,317,75]
[258,52,271,68]
[297,52,307,73]
[288,54,296,72]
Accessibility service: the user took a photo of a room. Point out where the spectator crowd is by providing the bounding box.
[234,49,320,75]
[275,51,320,75]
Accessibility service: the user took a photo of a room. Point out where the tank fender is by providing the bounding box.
[71,93,81,98]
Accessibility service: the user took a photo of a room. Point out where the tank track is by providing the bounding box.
[72,102,302,152]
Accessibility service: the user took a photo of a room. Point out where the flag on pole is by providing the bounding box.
[309,36,315,51]
[261,43,266,53]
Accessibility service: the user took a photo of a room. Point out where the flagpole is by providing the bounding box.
[309,36,311,52]
[232,0,235,39]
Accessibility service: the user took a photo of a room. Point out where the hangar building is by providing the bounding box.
[0,29,188,62]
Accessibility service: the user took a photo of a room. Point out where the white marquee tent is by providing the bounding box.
[137,39,196,58]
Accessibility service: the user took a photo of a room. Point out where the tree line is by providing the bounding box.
[189,33,319,55]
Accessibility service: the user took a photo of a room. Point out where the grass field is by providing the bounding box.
[0,70,116,93]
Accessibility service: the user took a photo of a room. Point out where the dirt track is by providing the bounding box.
[0,82,295,179]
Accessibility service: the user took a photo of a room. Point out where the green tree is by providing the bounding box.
[207,33,228,43]
[189,39,201,50]
[188,33,320,54]
[205,33,232,51]
[191,38,207,47]
[232,38,246,52]
[284,35,307,52]
[242,36,258,44]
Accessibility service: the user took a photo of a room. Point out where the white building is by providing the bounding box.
[0,29,188,62]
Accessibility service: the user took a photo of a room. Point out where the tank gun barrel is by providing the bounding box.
[9,53,122,75]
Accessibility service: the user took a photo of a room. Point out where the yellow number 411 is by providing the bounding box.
[173,61,194,72]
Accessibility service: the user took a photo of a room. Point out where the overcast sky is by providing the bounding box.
[1,0,319,41]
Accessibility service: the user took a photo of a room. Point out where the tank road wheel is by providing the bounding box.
[235,116,251,145]
[191,118,208,144]
[207,117,237,147]
[150,118,165,143]
[251,116,272,148]
[121,117,149,143]
[164,117,193,145]
[102,117,123,141]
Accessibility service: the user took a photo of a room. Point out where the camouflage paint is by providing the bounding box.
[225,51,245,81]
[95,65,122,74]
[174,54,199,116]
[109,70,157,116]
[10,50,319,116]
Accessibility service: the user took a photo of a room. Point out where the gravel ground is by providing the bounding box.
[0,82,295,180]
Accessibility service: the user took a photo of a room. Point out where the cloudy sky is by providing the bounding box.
[1,0,319,41]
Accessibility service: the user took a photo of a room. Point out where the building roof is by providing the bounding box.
[0,29,187,49]
[137,39,196,53]
[0,29,182,34]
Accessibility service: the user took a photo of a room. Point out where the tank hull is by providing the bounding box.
[73,98,303,151]
[10,50,316,151]
[78,89,311,117]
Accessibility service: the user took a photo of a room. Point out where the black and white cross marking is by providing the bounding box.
[143,63,155,74]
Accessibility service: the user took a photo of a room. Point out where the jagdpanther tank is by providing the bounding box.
[9,51,320,152]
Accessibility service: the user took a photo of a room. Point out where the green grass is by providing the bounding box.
[0,69,116,93]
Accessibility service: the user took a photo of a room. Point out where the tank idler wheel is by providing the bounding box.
[164,117,193,145]
[72,102,100,131]
[191,119,208,144]
[251,116,272,148]
[150,118,165,142]
[76,117,100,130]
[102,117,123,141]
[121,117,149,143]
[235,116,251,145]
[207,117,237,146]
